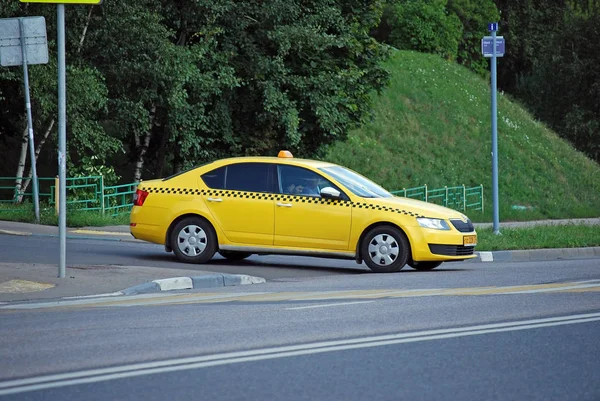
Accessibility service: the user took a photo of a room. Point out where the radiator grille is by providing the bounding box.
[429,244,475,257]
[450,219,474,233]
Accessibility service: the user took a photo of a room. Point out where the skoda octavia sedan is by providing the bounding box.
[130,151,477,273]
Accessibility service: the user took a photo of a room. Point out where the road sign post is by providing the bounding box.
[0,16,49,224]
[18,0,102,278]
[482,22,504,235]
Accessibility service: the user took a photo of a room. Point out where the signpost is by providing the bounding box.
[0,16,48,224]
[17,0,103,278]
[482,22,504,235]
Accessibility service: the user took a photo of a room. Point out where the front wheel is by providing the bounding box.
[408,261,443,271]
[170,217,217,264]
[360,226,409,273]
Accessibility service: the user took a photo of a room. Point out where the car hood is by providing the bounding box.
[365,196,468,220]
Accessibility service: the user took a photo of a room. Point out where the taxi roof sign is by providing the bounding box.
[278,150,294,158]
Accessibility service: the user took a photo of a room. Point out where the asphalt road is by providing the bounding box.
[0,233,369,279]
[1,257,599,400]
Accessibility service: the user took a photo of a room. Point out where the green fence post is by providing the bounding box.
[100,175,105,216]
[462,184,466,211]
[425,184,428,202]
[54,176,59,215]
[480,184,484,213]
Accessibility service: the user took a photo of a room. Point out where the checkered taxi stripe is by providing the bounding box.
[144,187,424,217]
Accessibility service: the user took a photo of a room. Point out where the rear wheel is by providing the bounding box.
[170,217,216,264]
[218,250,252,260]
[360,226,409,273]
[408,261,443,271]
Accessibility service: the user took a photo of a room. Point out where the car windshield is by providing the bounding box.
[319,165,393,198]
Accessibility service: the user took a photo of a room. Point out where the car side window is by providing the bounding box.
[278,165,340,197]
[201,166,226,189]
[225,163,272,193]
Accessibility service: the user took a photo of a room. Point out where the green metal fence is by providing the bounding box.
[0,175,138,216]
[390,184,484,212]
[2,175,483,215]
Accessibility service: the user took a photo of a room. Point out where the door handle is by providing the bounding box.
[276,202,292,208]
[207,197,223,202]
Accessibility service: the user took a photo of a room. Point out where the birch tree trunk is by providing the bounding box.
[19,119,55,200]
[133,104,155,182]
[14,126,29,202]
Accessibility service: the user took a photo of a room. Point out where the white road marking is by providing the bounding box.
[285,301,375,310]
[1,312,599,396]
[479,251,494,262]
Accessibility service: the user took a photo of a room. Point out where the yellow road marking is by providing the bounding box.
[0,229,31,236]
[3,281,600,310]
[70,229,132,236]
[0,280,55,293]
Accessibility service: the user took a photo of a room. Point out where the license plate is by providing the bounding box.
[463,235,477,246]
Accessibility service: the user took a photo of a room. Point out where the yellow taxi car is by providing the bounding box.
[130,151,477,273]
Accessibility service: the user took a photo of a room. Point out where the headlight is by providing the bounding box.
[417,217,450,230]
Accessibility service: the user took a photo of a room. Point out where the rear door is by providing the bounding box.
[201,162,275,245]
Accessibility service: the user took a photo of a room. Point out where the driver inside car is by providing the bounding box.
[285,178,320,196]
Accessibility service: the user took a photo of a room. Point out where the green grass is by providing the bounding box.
[0,203,129,227]
[476,225,600,251]
[325,49,600,222]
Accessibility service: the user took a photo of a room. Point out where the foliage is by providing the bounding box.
[447,0,500,75]
[491,0,600,163]
[374,0,462,60]
[325,50,600,221]
[514,7,600,162]
[69,155,121,186]
[1,0,389,180]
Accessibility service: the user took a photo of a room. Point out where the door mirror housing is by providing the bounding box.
[320,187,341,199]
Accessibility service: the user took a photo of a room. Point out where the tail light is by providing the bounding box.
[133,189,149,206]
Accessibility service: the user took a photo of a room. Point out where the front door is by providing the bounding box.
[274,165,351,250]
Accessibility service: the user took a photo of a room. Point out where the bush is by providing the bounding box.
[375,0,462,60]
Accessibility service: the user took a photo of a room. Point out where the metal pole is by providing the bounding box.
[57,5,67,278]
[19,18,40,224]
[491,29,500,235]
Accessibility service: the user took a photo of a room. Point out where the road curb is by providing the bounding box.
[121,274,266,295]
[474,247,600,263]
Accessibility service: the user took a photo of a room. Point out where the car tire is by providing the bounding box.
[171,217,216,264]
[408,261,443,271]
[218,250,252,261]
[361,226,409,273]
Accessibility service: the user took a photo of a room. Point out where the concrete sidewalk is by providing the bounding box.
[0,219,598,303]
[0,221,265,303]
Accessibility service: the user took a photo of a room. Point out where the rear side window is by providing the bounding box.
[201,167,226,189]
[201,163,273,193]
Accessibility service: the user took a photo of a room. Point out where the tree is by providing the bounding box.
[447,0,500,75]
[517,7,600,162]
[373,0,463,60]
[0,2,118,200]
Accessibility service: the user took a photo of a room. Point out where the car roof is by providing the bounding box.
[213,156,338,169]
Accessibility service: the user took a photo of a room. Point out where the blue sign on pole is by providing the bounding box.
[481,36,505,57]
[488,22,498,32]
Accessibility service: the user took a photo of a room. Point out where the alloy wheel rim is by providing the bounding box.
[177,225,207,257]
[368,233,399,266]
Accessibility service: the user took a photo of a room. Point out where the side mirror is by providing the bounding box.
[320,187,341,199]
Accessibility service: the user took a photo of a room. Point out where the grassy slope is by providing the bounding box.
[325,50,600,222]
